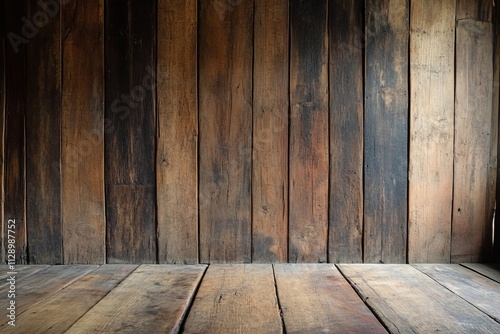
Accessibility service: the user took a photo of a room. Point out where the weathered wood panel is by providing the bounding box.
[62,0,105,264]
[252,0,289,263]
[66,265,207,334]
[364,0,409,263]
[105,0,157,263]
[456,0,492,22]
[328,0,364,264]
[495,3,500,262]
[461,263,500,283]
[0,0,4,264]
[274,264,387,333]
[198,0,253,263]
[25,0,62,264]
[289,0,329,263]
[183,264,282,333]
[408,0,455,263]
[0,265,49,283]
[452,19,493,263]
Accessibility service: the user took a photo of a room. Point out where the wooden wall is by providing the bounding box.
[0,0,498,264]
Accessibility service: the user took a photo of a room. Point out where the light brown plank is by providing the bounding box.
[183,264,282,333]
[157,0,198,264]
[461,263,500,283]
[67,265,206,334]
[274,264,387,333]
[0,265,137,333]
[408,0,455,263]
[338,264,500,333]
[452,19,494,263]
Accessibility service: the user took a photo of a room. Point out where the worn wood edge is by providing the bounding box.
[460,263,500,283]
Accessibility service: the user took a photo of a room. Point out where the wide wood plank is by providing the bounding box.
[62,0,105,265]
[289,0,329,263]
[25,0,62,264]
[0,265,49,285]
[198,0,253,263]
[364,0,409,264]
[66,265,207,334]
[328,0,364,263]
[274,264,387,333]
[457,0,493,22]
[338,264,500,333]
[452,19,494,263]
[252,0,289,263]
[461,263,500,283]
[157,0,198,264]
[105,0,157,263]
[408,0,455,263]
[183,264,282,333]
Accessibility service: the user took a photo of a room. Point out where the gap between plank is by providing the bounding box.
[459,263,500,284]
[176,265,209,334]
[271,264,287,334]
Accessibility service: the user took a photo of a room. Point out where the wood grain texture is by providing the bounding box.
[289,0,329,263]
[456,0,493,22]
[252,0,289,263]
[105,0,157,263]
[183,264,283,333]
[0,265,49,283]
[364,0,409,264]
[408,0,455,263]
[495,3,500,262]
[198,0,253,263]
[461,263,500,283]
[3,0,27,264]
[25,0,62,264]
[452,19,494,263]
[328,0,364,264]
[1,265,137,333]
[274,264,387,333]
[338,264,500,333]
[62,0,105,264]
[66,265,207,334]
[0,0,4,264]
[157,0,198,264]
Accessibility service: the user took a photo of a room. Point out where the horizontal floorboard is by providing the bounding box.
[461,263,500,283]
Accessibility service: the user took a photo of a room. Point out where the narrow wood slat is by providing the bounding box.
[183,264,282,333]
[0,0,4,264]
[199,0,253,263]
[157,0,198,264]
[289,0,329,263]
[408,0,455,263]
[62,0,105,264]
[252,0,289,263]
[328,0,364,264]
[461,263,500,283]
[452,19,494,263]
[338,264,500,333]
[25,0,62,264]
[456,0,493,22]
[364,0,409,264]
[494,2,500,262]
[66,265,207,334]
[1,265,137,333]
[274,264,387,333]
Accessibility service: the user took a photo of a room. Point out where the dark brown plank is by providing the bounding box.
[67,265,207,334]
[289,0,329,263]
[157,0,198,264]
[61,0,105,264]
[199,0,253,263]
[25,0,62,264]
[0,0,4,264]
[408,0,455,263]
[328,0,364,263]
[3,1,27,264]
[452,19,494,263]
[457,0,493,22]
[461,263,500,283]
[252,0,289,263]
[183,264,282,333]
[274,264,387,333]
[339,264,500,333]
[105,0,157,263]
[364,0,409,264]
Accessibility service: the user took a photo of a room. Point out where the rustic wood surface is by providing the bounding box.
[0,265,49,286]
[461,263,500,283]
[494,2,500,262]
[456,0,493,22]
[157,0,198,264]
[0,0,4,264]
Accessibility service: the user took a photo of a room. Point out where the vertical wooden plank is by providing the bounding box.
[456,0,492,22]
[453,19,494,263]
[252,0,289,263]
[495,4,500,262]
[3,1,27,264]
[289,0,329,263]
[364,0,409,264]
[105,0,157,263]
[199,0,253,263]
[62,0,105,264]
[328,0,364,263]
[157,0,198,264]
[408,0,455,263]
[0,0,5,264]
[25,0,62,264]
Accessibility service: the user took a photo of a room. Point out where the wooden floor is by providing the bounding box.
[1,264,500,333]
